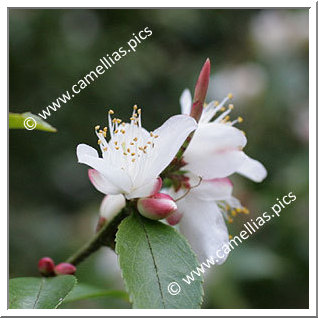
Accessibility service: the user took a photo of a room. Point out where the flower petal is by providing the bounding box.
[236,154,267,182]
[100,194,126,221]
[191,177,233,201]
[178,196,229,264]
[149,114,197,178]
[77,144,132,193]
[184,123,247,179]
[126,177,162,200]
[88,169,121,195]
[179,89,192,115]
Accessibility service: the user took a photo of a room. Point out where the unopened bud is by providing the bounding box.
[191,58,211,122]
[54,262,76,275]
[137,193,177,220]
[166,209,183,225]
[38,257,55,276]
[96,216,106,232]
[100,194,126,223]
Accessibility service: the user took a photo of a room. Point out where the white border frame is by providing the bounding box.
[3,1,316,316]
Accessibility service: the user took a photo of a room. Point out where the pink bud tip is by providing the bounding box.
[137,193,177,220]
[96,216,107,232]
[38,257,55,276]
[166,209,183,225]
[191,58,211,122]
[54,262,76,275]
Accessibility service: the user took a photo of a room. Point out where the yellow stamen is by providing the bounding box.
[238,116,243,123]
[228,93,233,99]
[108,110,114,115]
[95,125,100,130]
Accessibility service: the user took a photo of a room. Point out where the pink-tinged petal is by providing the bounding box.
[126,177,162,200]
[77,144,132,193]
[100,194,126,222]
[88,169,121,195]
[184,123,247,179]
[178,194,229,264]
[166,209,183,225]
[180,89,192,115]
[137,193,177,220]
[191,58,211,122]
[190,177,233,201]
[237,154,267,182]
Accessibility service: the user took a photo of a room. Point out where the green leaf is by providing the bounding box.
[9,112,57,132]
[115,213,204,309]
[9,275,77,309]
[64,283,129,303]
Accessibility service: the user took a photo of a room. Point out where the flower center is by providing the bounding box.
[94,106,159,180]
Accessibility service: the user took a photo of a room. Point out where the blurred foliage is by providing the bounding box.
[9,9,309,309]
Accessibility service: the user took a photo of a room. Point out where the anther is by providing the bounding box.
[108,110,114,115]
[228,104,234,110]
[238,116,243,123]
[97,140,102,145]
[228,93,233,99]
[133,105,138,110]
[95,125,100,130]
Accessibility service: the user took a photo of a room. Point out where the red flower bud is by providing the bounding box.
[38,257,55,276]
[191,58,211,122]
[54,262,76,275]
[137,193,177,220]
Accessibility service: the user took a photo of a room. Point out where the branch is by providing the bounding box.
[65,205,132,266]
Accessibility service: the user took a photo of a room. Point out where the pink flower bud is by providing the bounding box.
[38,257,55,276]
[166,209,183,225]
[137,193,177,220]
[191,58,211,122]
[54,262,76,275]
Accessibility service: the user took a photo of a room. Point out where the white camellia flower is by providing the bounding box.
[165,90,267,264]
[77,105,197,201]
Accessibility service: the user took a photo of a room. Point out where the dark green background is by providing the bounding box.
[9,9,309,309]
